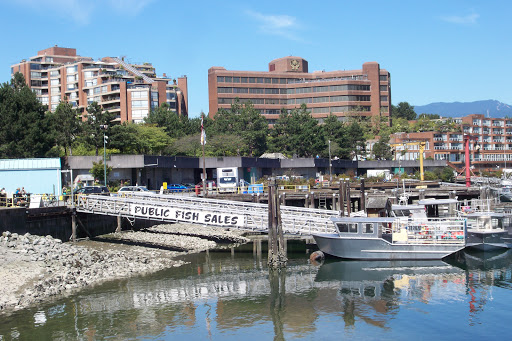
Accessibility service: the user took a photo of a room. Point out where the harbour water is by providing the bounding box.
[1,246,512,340]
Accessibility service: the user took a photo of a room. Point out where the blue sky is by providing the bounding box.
[1,0,511,117]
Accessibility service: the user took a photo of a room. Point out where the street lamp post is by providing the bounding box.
[101,125,108,186]
[328,140,332,182]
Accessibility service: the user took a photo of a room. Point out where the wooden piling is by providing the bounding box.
[310,192,315,209]
[360,178,366,213]
[116,216,122,232]
[71,209,77,242]
[339,182,345,216]
[267,178,287,268]
[346,181,351,217]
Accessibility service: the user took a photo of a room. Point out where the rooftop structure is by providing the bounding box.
[11,46,188,123]
[208,56,391,124]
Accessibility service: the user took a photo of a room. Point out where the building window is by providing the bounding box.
[233,88,248,94]
[249,88,264,94]
[313,97,329,103]
[381,96,388,102]
[66,65,77,73]
[380,75,388,81]
[50,70,60,77]
[166,92,176,100]
[217,76,224,82]
[131,91,148,99]
[380,85,388,92]
[132,100,147,108]
[224,76,232,82]
[218,87,232,93]
[218,98,233,104]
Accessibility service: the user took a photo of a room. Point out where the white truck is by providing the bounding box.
[366,169,392,180]
[216,167,239,193]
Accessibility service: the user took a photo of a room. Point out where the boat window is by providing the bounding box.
[363,223,374,234]
[337,223,358,233]
[337,223,349,233]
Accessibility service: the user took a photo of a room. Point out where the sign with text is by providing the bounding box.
[130,204,244,227]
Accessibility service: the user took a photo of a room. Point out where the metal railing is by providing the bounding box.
[76,193,337,235]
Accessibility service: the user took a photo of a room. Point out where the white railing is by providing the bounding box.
[392,217,465,245]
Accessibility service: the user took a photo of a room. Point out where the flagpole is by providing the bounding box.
[201,113,207,197]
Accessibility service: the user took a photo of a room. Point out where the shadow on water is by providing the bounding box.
[3,241,512,339]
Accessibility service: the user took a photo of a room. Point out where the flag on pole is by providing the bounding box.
[200,115,207,145]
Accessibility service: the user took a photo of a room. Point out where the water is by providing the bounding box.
[2,246,512,340]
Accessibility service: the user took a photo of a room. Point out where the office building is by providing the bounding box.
[390,114,512,172]
[11,46,188,123]
[208,56,391,123]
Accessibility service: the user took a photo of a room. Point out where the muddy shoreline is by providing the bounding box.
[0,224,249,314]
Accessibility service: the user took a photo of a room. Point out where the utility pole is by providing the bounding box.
[101,125,108,186]
[328,140,332,183]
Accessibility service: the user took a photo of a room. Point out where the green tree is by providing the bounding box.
[211,100,268,156]
[0,72,52,158]
[391,102,417,120]
[47,99,82,155]
[82,102,115,156]
[372,135,393,160]
[135,124,173,155]
[144,103,185,138]
[89,160,112,183]
[269,104,325,157]
[108,123,140,154]
[338,122,366,160]
[169,133,203,156]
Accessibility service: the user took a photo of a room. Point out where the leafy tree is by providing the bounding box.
[269,104,325,157]
[338,122,366,160]
[89,160,112,183]
[134,124,173,155]
[206,134,244,156]
[144,103,185,138]
[391,102,417,120]
[169,133,203,156]
[0,72,52,158]
[47,99,82,155]
[372,135,393,160]
[211,100,268,156]
[108,123,141,154]
[82,102,115,156]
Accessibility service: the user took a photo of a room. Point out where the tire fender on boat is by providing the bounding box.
[310,251,325,264]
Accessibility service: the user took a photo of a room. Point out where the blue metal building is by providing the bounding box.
[0,158,62,195]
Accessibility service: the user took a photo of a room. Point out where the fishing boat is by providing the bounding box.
[464,212,512,251]
[312,216,466,260]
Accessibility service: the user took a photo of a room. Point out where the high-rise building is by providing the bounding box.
[208,56,391,124]
[11,46,188,123]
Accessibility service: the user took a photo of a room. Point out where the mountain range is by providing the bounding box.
[413,100,512,118]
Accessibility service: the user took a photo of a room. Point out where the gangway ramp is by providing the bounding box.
[76,193,338,235]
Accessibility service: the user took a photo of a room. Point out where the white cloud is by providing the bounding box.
[15,0,95,25]
[246,10,302,41]
[12,0,154,25]
[440,13,479,25]
[107,0,154,16]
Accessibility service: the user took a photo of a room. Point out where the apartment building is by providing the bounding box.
[11,46,188,123]
[208,56,391,124]
[390,114,512,172]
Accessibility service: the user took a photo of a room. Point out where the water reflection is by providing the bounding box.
[2,249,512,339]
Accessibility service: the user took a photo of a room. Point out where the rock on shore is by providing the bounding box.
[145,223,250,244]
[0,224,247,314]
